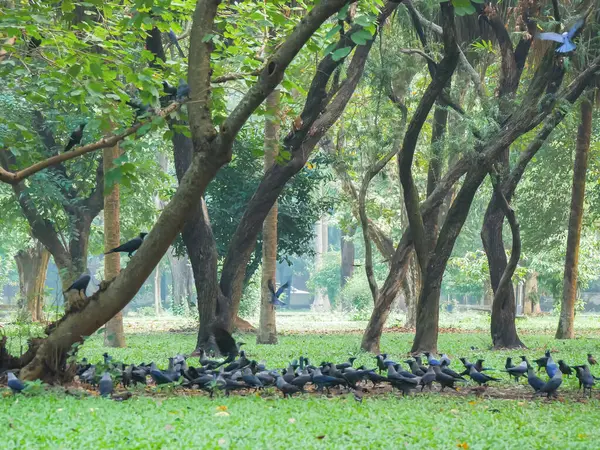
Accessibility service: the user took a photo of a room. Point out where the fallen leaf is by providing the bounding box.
[288,418,296,424]
[468,401,476,406]
[316,435,325,440]
[450,409,459,414]
[457,443,469,449]
[165,424,174,431]
[216,405,228,411]
[218,438,227,446]
[215,411,230,417]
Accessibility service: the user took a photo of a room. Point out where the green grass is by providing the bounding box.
[2,315,600,448]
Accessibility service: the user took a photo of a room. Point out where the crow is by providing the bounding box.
[536,370,563,398]
[504,356,528,382]
[105,233,147,257]
[64,270,91,298]
[534,350,551,372]
[537,19,585,53]
[99,372,113,397]
[575,365,595,397]
[546,355,559,378]
[527,367,545,394]
[7,372,26,393]
[275,375,301,398]
[176,80,190,100]
[432,366,464,391]
[268,279,290,306]
[424,352,440,366]
[64,122,86,151]
[588,354,597,366]
[168,30,185,58]
[558,360,573,378]
[468,366,500,386]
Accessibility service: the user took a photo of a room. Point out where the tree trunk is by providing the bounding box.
[103,143,126,348]
[523,272,539,315]
[257,90,280,345]
[403,251,420,328]
[312,216,331,311]
[14,240,50,322]
[154,267,162,316]
[340,226,356,287]
[556,97,592,339]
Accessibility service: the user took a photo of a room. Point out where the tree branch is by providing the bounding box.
[0,102,181,185]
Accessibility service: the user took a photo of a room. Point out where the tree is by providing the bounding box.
[14,240,49,322]
[103,142,125,347]
[257,90,280,345]
[556,95,593,339]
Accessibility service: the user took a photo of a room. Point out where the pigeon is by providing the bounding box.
[168,30,185,58]
[64,122,86,151]
[537,19,585,53]
[105,233,147,257]
[64,270,91,297]
[7,372,26,393]
[268,279,289,306]
[99,372,113,397]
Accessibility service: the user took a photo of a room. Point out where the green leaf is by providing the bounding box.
[331,46,352,61]
[350,29,373,46]
[325,25,342,40]
[67,64,82,78]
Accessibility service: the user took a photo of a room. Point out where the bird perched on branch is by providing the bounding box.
[64,122,87,151]
[7,372,26,394]
[168,30,185,58]
[537,19,585,53]
[105,233,147,258]
[64,270,91,298]
[268,279,289,306]
[176,80,190,101]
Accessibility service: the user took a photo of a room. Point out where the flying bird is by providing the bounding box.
[64,122,87,151]
[537,19,585,53]
[268,279,289,306]
[105,233,147,257]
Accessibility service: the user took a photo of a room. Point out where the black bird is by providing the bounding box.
[505,357,514,371]
[64,270,91,298]
[558,360,573,378]
[162,81,178,96]
[105,233,147,257]
[312,368,344,392]
[440,360,465,380]
[405,359,425,377]
[432,366,463,391]
[125,98,149,119]
[7,372,26,393]
[212,327,240,368]
[268,279,290,306]
[504,357,528,382]
[168,30,185,58]
[536,370,563,398]
[534,350,551,372]
[419,367,436,391]
[575,365,595,396]
[64,122,86,151]
[468,366,500,386]
[290,371,312,391]
[527,367,545,394]
[275,375,301,398]
[176,81,190,100]
[99,372,113,397]
[224,351,250,372]
[588,354,597,366]
[336,357,357,371]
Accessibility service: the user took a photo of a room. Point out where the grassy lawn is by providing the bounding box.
[1,314,600,448]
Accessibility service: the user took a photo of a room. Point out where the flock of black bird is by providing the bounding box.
[5,328,598,402]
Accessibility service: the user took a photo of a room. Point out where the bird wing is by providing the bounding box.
[567,19,585,39]
[267,279,277,296]
[275,280,290,297]
[557,40,577,53]
[537,32,565,43]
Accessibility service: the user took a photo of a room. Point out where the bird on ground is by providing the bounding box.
[440,360,465,380]
[168,30,185,58]
[432,366,464,391]
[312,368,344,393]
[405,359,425,376]
[212,327,240,367]
[527,367,545,394]
[105,233,147,258]
[419,366,436,391]
[575,365,595,397]
[537,19,585,53]
[99,372,113,397]
[440,354,452,366]
[536,370,563,398]
[64,270,91,298]
[546,355,558,378]
[413,356,429,373]
[7,372,26,393]
[425,352,440,366]
[275,374,301,398]
[468,366,500,386]
[504,356,528,382]
[558,360,573,378]
[64,122,86,151]
[150,363,180,385]
[588,354,597,366]
[534,350,551,372]
[268,279,289,306]
[336,357,356,371]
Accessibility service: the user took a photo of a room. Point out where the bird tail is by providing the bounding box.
[104,249,116,255]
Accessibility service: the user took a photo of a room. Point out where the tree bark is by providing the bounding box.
[340,226,356,287]
[154,267,162,316]
[257,90,280,345]
[14,240,50,322]
[556,96,592,339]
[103,143,125,348]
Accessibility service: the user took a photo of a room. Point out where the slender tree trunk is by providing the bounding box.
[340,226,356,288]
[103,143,125,347]
[154,267,161,316]
[523,272,539,315]
[403,251,420,328]
[556,97,592,339]
[257,90,280,344]
[14,240,50,322]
